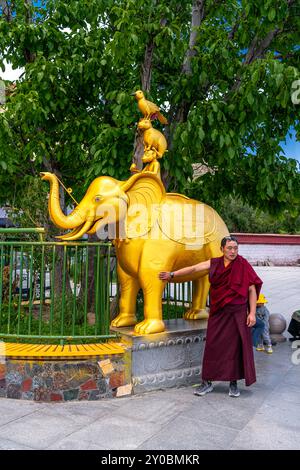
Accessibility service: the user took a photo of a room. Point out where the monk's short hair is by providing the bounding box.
[221,235,239,248]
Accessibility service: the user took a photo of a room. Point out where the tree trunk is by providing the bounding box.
[0,0,13,22]
[162,0,206,188]
[182,0,205,75]
[132,39,155,171]
[24,1,37,63]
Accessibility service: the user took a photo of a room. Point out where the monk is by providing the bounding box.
[159,235,262,397]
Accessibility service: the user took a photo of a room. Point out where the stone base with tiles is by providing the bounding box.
[0,319,207,401]
[111,318,207,394]
[0,348,132,402]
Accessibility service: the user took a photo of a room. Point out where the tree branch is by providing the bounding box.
[227,0,297,97]
[228,10,246,41]
[227,27,283,97]
[23,0,36,63]
[132,37,155,170]
[182,0,205,75]
[161,1,208,188]
[141,39,154,92]
[169,0,206,127]
[0,1,14,22]
[245,28,282,65]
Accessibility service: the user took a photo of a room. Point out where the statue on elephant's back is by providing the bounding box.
[41,171,229,335]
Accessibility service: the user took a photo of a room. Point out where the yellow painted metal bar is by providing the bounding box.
[2,341,125,360]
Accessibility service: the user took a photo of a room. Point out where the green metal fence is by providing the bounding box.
[0,229,115,343]
[0,228,193,343]
[134,282,193,322]
[161,281,193,320]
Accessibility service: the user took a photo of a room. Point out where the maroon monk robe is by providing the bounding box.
[201,255,263,386]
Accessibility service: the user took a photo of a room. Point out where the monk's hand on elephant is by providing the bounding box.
[247,312,256,327]
[159,271,171,281]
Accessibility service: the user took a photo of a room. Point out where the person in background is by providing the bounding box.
[252,316,265,348]
[288,310,300,341]
[256,293,273,354]
[159,235,263,398]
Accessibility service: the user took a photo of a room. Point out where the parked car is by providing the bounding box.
[13,266,51,301]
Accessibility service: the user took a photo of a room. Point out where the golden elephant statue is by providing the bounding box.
[41,171,229,335]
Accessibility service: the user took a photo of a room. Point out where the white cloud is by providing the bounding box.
[0,60,24,81]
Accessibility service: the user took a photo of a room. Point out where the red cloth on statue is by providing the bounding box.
[209,255,263,315]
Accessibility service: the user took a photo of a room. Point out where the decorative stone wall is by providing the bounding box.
[111,318,207,394]
[0,319,207,401]
[238,244,300,265]
[232,233,300,265]
[0,353,132,402]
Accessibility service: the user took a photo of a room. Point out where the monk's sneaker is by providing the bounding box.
[194,381,213,396]
[229,381,240,397]
[256,344,265,351]
[265,344,273,354]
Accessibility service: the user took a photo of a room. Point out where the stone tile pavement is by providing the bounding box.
[254,266,300,322]
[0,267,299,450]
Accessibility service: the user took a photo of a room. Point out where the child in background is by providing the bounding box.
[256,293,273,354]
[252,316,265,348]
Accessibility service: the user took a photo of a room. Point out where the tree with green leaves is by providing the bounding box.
[219,195,300,233]
[0,0,299,226]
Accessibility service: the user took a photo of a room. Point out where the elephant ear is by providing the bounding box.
[121,173,166,238]
[158,194,221,248]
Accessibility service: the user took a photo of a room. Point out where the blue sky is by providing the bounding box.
[281,128,300,162]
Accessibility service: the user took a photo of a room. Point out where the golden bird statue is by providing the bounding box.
[132,90,168,124]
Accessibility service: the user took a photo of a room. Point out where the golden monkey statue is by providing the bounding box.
[130,118,167,177]
[141,149,161,175]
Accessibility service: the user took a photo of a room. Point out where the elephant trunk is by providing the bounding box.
[40,172,85,230]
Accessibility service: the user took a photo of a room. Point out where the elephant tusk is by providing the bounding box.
[86,218,104,235]
[55,219,93,241]
[56,225,85,240]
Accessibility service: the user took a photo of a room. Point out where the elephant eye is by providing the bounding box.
[94,195,102,203]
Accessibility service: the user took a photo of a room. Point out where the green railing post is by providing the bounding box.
[49,245,56,335]
[38,244,45,336]
[83,246,89,337]
[166,283,170,319]
[28,245,34,335]
[0,239,116,343]
[0,245,4,328]
[7,246,14,335]
[105,245,111,336]
[17,245,24,335]
[188,281,192,309]
[72,245,78,336]
[95,246,101,336]
[174,281,178,319]
[60,245,67,343]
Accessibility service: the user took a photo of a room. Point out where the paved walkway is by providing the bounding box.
[254,266,300,322]
[0,267,299,450]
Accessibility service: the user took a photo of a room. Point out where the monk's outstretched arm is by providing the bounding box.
[247,285,257,327]
[159,260,211,282]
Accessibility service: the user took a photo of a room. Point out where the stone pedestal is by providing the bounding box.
[111,318,207,394]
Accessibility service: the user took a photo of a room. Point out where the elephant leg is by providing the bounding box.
[134,243,178,334]
[184,275,210,320]
[110,264,140,328]
[134,270,166,334]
